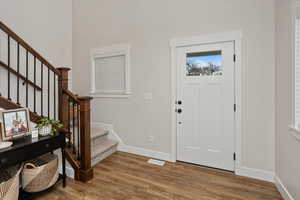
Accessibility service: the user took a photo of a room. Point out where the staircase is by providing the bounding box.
[91,128,118,166]
[0,21,118,182]
[68,104,119,168]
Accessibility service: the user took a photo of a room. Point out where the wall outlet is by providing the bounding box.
[148,136,154,144]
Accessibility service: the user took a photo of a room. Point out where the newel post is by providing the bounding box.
[78,96,93,182]
[57,67,70,130]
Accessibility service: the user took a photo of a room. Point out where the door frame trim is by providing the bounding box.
[169,31,242,173]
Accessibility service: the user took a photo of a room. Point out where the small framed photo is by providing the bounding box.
[0,108,31,141]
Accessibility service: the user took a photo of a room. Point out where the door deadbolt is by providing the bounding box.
[176,100,182,105]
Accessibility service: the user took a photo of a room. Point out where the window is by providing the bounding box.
[90,44,131,98]
[186,51,222,76]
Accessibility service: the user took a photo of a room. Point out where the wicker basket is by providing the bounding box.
[0,165,22,200]
[22,153,59,193]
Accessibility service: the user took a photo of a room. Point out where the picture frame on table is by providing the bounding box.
[0,108,31,141]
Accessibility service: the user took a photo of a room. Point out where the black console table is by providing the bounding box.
[0,133,66,199]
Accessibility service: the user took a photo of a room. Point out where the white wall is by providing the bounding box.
[73,0,276,173]
[0,0,72,69]
[275,0,300,199]
[0,0,73,87]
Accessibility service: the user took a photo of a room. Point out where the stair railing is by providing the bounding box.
[0,21,60,119]
[58,68,93,181]
[0,21,93,182]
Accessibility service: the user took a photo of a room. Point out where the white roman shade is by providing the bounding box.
[90,44,131,98]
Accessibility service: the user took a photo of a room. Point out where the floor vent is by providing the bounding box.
[147,159,165,166]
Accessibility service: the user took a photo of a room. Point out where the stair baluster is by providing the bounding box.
[54,72,56,120]
[41,63,44,117]
[26,50,28,107]
[72,101,76,154]
[77,103,81,160]
[34,56,37,113]
[7,35,10,100]
[47,68,50,118]
[17,43,20,104]
[68,97,71,147]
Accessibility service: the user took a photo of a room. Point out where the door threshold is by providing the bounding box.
[176,160,234,173]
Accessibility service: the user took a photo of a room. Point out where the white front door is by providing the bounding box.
[176,41,235,171]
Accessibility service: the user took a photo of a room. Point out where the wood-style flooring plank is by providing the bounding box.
[36,151,283,200]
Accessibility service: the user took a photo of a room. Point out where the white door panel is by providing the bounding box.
[176,42,235,171]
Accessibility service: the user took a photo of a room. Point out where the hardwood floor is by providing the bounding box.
[38,152,283,200]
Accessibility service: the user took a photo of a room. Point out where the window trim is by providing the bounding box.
[90,43,131,98]
[289,1,300,141]
[294,16,300,128]
[288,125,300,142]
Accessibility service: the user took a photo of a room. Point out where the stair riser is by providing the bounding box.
[72,131,110,151]
[91,145,118,167]
[91,134,109,146]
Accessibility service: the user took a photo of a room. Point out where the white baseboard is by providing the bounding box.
[118,143,172,162]
[235,166,275,182]
[274,175,295,200]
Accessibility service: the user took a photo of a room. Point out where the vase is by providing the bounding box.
[38,125,52,136]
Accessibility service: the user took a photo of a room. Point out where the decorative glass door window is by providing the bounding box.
[186,51,222,76]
